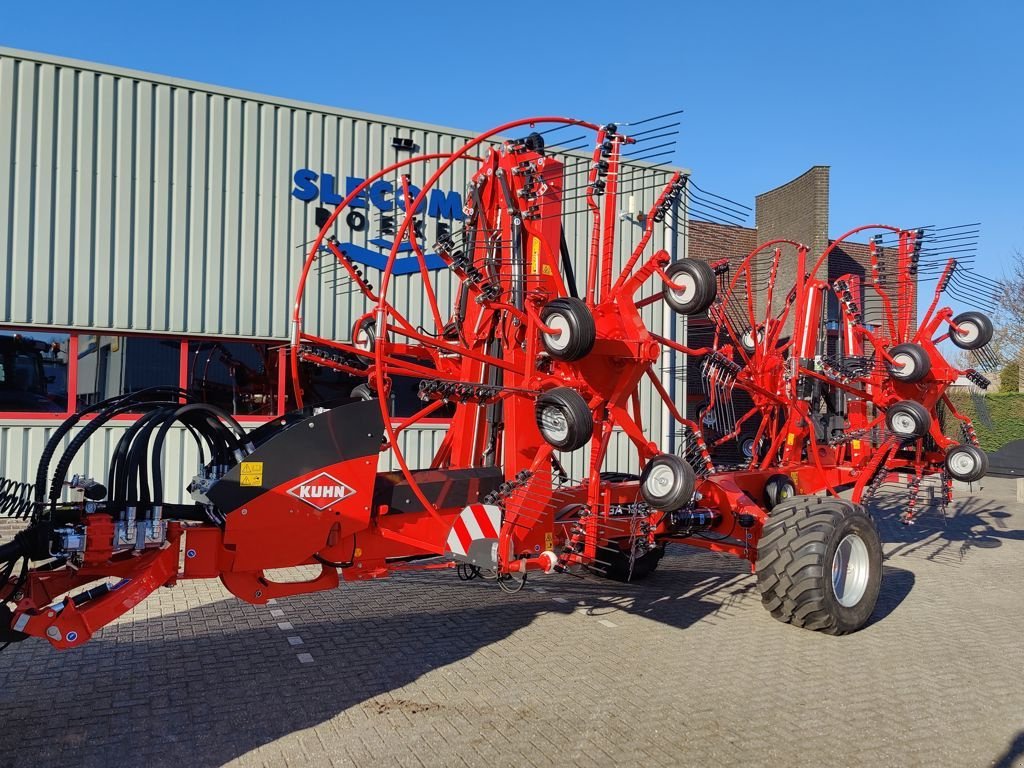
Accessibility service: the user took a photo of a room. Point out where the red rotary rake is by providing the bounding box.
[698,225,995,519]
[0,115,999,651]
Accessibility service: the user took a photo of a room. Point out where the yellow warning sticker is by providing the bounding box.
[786,433,795,446]
[239,461,263,487]
[530,237,541,274]
[544,532,554,551]
[852,439,861,450]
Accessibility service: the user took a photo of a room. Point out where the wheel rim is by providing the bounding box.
[741,438,755,458]
[832,533,871,608]
[671,273,696,306]
[644,463,676,499]
[544,314,572,352]
[892,352,915,378]
[890,411,916,436]
[956,321,980,344]
[949,449,977,476]
[539,405,570,443]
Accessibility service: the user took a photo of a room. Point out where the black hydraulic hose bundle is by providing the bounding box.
[26,386,252,528]
[34,387,193,506]
[47,398,187,503]
[150,403,249,506]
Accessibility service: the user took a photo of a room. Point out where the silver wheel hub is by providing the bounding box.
[832,533,870,608]
[956,321,980,344]
[893,352,915,378]
[671,274,696,304]
[545,314,571,352]
[645,464,676,497]
[949,450,977,475]
[890,412,916,436]
[540,406,569,442]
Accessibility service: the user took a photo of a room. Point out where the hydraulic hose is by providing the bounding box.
[109,407,175,505]
[47,399,184,503]
[35,387,192,504]
[150,404,250,506]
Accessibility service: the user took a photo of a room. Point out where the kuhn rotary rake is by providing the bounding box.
[0,115,999,651]
[700,224,996,521]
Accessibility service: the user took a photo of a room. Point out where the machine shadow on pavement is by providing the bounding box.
[0,560,741,767]
[868,486,1024,563]
[0,499,983,767]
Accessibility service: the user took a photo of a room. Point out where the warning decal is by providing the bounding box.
[239,461,263,487]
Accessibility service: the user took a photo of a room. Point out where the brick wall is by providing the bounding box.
[755,166,830,257]
[753,167,830,331]
[687,220,758,266]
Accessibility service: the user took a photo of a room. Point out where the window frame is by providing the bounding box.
[0,326,452,426]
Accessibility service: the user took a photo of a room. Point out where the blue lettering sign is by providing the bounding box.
[320,173,343,206]
[292,168,463,220]
[428,189,464,220]
[346,176,369,208]
[294,166,465,274]
[291,169,319,202]
[368,180,394,212]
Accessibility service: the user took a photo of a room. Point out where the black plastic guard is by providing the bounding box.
[207,400,384,512]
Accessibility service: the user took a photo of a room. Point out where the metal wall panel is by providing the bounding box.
[0,46,688,483]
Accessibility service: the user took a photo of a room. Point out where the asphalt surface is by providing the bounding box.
[1,478,1022,767]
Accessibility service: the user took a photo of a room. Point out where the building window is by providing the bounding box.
[0,331,70,413]
[292,359,453,420]
[187,341,281,416]
[0,328,449,423]
[76,335,180,410]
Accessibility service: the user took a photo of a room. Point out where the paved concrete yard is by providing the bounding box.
[1,478,1022,768]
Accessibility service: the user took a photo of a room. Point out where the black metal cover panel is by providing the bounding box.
[207,400,384,512]
[372,467,504,513]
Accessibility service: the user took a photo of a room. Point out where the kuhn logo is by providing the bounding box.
[286,472,355,511]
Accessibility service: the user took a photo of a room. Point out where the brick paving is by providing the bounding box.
[1,478,1022,768]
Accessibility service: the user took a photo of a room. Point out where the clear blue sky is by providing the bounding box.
[3,0,1022,289]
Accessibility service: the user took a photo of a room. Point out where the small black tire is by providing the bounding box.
[350,383,375,401]
[539,297,596,361]
[740,326,764,354]
[352,317,377,352]
[535,387,593,451]
[639,454,696,512]
[949,311,994,350]
[764,473,796,510]
[885,400,932,439]
[739,434,767,461]
[887,343,931,383]
[592,543,665,582]
[663,260,717,315]
[756,495,882,635]
[945,444,989,482]
[694,401,720,434]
